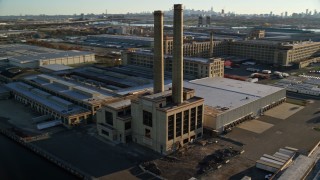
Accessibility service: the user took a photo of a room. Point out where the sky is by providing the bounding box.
[0,0,319,16]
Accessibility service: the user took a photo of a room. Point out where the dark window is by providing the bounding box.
[168,115,174,140]
[176,112,182,137]
[190,108,196,131]
[183,110,189,134]
[143,110,152,127]
[183,138,189,144]
[105,111,113,126]
[125,121,131,130]
[118,110,124,116]
[101,129,109,136]
[126,108,131,115]
[145,129,151,138]
[197,132,202,138]
[197,105,203,129]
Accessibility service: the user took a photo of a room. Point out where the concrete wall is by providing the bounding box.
[213,89,286,132]
[131,97,204,155]
[96,107,131,143]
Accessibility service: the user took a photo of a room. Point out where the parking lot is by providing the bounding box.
[220,99,320,179]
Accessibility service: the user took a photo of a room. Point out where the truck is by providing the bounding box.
[242,61,256,65]
[250,73,270,79]
[246,68,260,72]
[262,70,272,74]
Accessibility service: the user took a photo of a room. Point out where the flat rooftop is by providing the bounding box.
[0,44,61,58]
[107,99,131,109]
[278,155,314,180]
[9,51,94,64]
[5,82,89,116]
[24,74,116,105]
[234,39,320,47]
[118,77,283,113]
[132,51,216,64]
[183,77,284,112]
[88,34,153,42]
[41,64,73,72]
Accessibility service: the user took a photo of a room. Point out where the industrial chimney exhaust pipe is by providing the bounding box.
[172,4,184,104]
[153,10,164,93]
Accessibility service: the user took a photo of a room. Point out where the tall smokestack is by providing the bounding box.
[153,10,164,93]
[209,32,214,57]
[172,4,183,104]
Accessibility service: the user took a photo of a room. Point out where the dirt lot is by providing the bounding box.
[148,137,245,180]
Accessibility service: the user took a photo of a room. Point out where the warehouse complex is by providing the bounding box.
[123,39,320,67]
[122,50,224,79]
[0,44,95,68]
[23,74,117,117]
[163,34,227,57]
[184,77,286,132]
[87,34,154,47]
[94,5,287,154]
[5,82,91,125]
[97,6,205,154]
[229,40,320,66]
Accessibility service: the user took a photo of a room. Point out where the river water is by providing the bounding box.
[0,134,78,180]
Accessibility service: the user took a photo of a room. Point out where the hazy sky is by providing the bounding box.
[0,0,319,16]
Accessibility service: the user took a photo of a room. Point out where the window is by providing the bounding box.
[105,111,113,126]
[183,110,189,134]
[197,105,203,129]
[118,111,124,116]
[197,132,202,138]
[168,115,174,140]
[101,129,109,136]
[190,108,196,131]
[143,110,152,127]
[125,122,131,130]
[145,129,151,138]
[176,112,182,137]
[183,138,189,144]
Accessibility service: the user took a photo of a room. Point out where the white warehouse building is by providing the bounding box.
[0,44,95,68]
[183,77,286,133]
[8,51,95,68]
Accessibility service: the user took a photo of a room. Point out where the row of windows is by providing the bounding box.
[168,105,203,141]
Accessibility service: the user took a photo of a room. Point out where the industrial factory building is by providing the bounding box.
[23,74,117,117]
[228,40,320,66]
[122,51,224,79]
[97,99,133,143]
[163,34,227,57]
[0,44,95,68]
[123,39,320,67]
[184,77,286,133]
[97,5,205,154]
[131,6,204,154]
[95,5,288,154]
[5,82,91,126]
[86,34,154,47]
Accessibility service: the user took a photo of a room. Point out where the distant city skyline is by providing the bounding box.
[0,0,319,16]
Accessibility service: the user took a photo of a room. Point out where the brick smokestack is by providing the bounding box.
[153,10,164,93]
[172,4,183,104]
